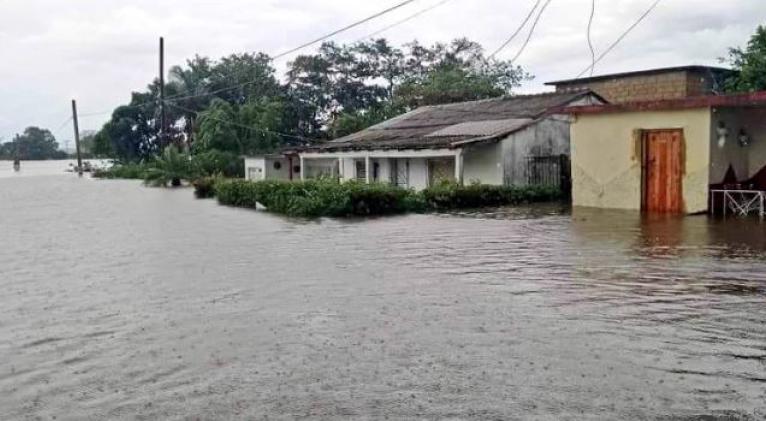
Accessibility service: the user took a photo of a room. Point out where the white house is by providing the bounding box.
[245,91,604,190]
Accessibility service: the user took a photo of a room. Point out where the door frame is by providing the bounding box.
[640,128,685,213]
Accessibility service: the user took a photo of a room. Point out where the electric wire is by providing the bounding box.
[586,0,596,76]
[272,0,419,60]
[356,0,453,42]
[488,0,542,59]
[509,0,553,64]
[165,102,313,143]
[575,0,662,78]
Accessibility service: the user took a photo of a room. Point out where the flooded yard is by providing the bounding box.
[1,169,765,420]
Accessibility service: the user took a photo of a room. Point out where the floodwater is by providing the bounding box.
[1,163,765,420]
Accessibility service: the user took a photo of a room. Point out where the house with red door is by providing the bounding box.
[565,90,766,215]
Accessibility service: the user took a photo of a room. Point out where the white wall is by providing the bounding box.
[408,158,429,190]
[244,157,266,181]
[463,143,503,185]
[264,157,291,180]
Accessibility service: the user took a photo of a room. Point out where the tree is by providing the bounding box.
[723,25,766,92]
[286,38,530,137]
[143,146,196,187]
[0,127,65,160]
[95,82,183,162]
[195,98,289,155]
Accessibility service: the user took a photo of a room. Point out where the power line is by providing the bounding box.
[509,0,553,64]
[575,0,662,78]
[54,115,73,132]
[488,0,542,59]
[586,0,596,77]
[272,0,420,60]
[166,102,313,143]
[94,1,423,114]
[356,0,453,42]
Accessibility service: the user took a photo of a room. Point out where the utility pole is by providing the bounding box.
[159,36,166,150]
[71,99,83,176]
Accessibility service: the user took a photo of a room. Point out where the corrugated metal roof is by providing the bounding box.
[304,91,600,152]
[425,118,532,137]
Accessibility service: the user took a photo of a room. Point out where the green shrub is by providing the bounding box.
[422,182,562,210]
[214,179,563,218]
[92,162,149,179]
[192,176,221,199]
[214,179,416,217]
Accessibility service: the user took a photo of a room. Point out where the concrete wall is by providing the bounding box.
[463,143,503,185]
[244,157,266,181]
[245,157,292,181]
[709,107,766,183]
[555,70,714,103]
[501,117,571,186]
[571,108,712,213]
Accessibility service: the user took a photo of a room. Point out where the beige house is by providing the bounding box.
[567,92,766,214]
[246,91,604,191]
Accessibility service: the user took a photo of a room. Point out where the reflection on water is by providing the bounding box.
[1,175,765,420]
[0,159,108,178]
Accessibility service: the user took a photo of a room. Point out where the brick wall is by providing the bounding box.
[555,70,715,103]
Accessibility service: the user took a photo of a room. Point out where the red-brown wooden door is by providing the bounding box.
[643,129,684,214]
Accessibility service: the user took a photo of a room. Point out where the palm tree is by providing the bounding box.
[143,146,196,187]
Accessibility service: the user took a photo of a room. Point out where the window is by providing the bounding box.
[273,161,282,170]
[355,160,367,181]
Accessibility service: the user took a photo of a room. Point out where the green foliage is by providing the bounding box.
[192,149,244,178]
[192,176,221,199]
[724,25,766,92]
[92,37,532,157]
[195,98,288,155]
[92,162,149,179]
[215,179,417,217]
[421,182,562,210]
[143,146,197,187]
[0,126,66,160]
[214,180,561,218]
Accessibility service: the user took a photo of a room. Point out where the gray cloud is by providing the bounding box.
[0,0,763,143]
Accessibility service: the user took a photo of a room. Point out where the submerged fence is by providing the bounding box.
[526,154,571,196]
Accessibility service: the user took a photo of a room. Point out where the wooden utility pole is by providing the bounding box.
[159,36,166,149]
[71,99,83,176]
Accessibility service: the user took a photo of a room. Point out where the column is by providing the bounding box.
[300,155,305,181]
[365,155,371,184]
[455,149,464,185]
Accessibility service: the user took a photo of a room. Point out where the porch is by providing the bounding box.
[298,149,465,190]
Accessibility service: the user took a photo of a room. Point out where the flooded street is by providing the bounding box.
[1,167,765,420]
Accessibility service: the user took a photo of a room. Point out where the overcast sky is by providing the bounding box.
[0,0,763,146]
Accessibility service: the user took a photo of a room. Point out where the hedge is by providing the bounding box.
[213,180,563,218]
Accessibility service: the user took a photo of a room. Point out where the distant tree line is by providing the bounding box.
[0,127,67,160]
[91,37,531,162]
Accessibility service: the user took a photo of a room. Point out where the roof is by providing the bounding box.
[545,65,735,86]
[566,91,766,115]
[303,91,601,153]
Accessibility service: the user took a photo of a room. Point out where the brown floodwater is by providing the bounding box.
[1,165,765,420]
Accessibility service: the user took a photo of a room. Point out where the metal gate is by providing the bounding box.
[526,154,571,195]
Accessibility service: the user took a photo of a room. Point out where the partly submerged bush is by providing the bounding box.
[421,182,563,210]
[215,179,417,217]
[192,176,221,199]
[214,179,563,218]
[143,146,197,187]
[92,162,149,179]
